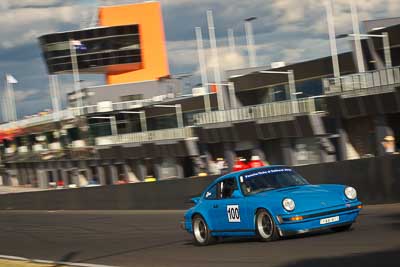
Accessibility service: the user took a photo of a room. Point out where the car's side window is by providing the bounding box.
[204,184,218,200]
[219,178,238,199]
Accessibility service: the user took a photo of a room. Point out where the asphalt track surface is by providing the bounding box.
[0,204,399,267]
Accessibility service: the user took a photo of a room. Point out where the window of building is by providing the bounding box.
[120,94,144,102]
[271,84,288,101]
[295,78,323,98]
[67,127,81,141]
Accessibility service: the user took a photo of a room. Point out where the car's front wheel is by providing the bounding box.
[192,215,215,246]
[255,209,279,242]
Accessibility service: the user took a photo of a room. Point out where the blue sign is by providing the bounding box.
[243,168,292,179]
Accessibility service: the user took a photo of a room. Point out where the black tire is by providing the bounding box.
[332,224,352,232]
[192,215,216,246]
[255,209,279,242]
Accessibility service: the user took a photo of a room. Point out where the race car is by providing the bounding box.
[182,166,362,245]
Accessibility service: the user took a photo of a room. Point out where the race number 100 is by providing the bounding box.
[227,205,240,222]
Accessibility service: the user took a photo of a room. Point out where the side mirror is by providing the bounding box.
[231,190,242,198]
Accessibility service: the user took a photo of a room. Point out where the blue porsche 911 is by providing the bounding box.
[182,166,362,245]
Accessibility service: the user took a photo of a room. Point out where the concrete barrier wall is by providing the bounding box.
[294,154,400,205]
[0,155,399,210]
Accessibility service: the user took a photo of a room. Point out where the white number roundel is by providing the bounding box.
[227,205,240,222]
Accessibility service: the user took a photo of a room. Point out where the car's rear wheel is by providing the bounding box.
[255,209,279,242]
[332,224,352,232]
[192,215,215,246]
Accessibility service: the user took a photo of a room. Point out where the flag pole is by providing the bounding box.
[5,74,12,121]
[5,74,19,122]
[69,40,83,115]
[49,75,61,121]
[0,88,3,122]
[2,75,9,122]
[9,80,17,121]
[6,74,17,121]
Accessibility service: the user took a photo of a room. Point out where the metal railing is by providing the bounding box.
[323,66,400,95]
[193,97,323,125]
[0,95,177,131]
[3,146,96,162]
[0,100,146,131]
[95,127,195,146]
[0,109,77,131]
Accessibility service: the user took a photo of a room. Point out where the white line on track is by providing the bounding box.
[0,254,117,267]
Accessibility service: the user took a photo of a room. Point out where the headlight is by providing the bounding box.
[344,187,357,200]
[282,198,295,211]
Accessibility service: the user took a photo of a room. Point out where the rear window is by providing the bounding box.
[204,184,218,200]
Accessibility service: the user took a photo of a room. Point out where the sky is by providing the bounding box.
[0,0,399,118]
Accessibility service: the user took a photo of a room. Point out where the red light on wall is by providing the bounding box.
[210,84,218,93]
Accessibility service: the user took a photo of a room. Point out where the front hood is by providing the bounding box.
[257,184,347,213]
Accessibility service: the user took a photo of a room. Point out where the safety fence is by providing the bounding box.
[193,97,324,125]
[323,66,400,95]
[0,95,172,131]
[95,126,195,146]
[0,109,75,131]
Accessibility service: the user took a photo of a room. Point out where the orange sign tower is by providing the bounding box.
[98,2,170,84]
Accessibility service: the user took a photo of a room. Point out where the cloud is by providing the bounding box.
[14,89,41,102]
[0,1,63,10]
[219,50,247,70]
[0,3,86,49]
[167,39,198,68]
[166,0,400,73]
[167,37,247,80]
[1,0,400,118]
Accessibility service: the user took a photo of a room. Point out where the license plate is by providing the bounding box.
[320,216,339,225]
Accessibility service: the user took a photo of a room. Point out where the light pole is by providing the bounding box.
[154,104,184,128]
[350,0,365,73]
[195,27,211,113]
[206,10,224,111]
[119,111,147,132]
[324,0,340,79]
[347,33,392,68]
[227,28,236,54]
[69,40,84,114]
[244,17,257,68]
[92,116,117,136]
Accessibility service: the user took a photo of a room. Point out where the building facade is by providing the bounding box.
[1,3,400,188]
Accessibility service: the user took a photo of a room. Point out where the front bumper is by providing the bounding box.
[277,202,362,237]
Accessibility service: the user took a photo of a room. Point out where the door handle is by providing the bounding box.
[213,204,219,208]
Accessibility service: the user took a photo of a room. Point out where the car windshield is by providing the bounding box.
[239,167,309,195]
